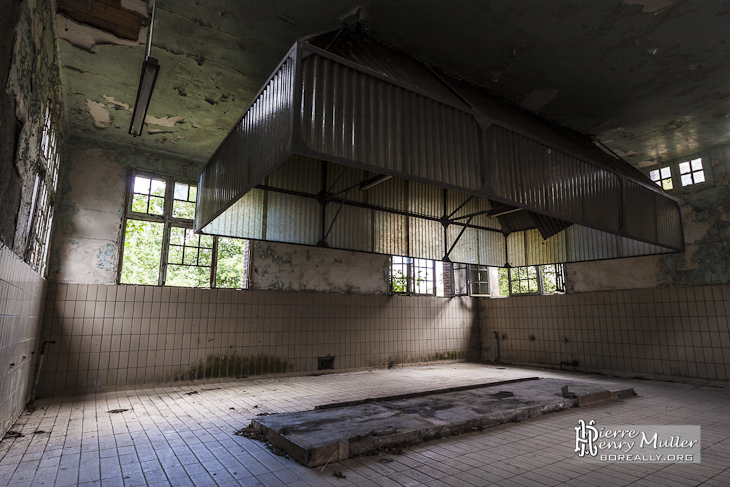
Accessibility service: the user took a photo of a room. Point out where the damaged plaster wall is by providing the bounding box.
[565,256,660,293]
[657,144,730,286]
[51,138,391,294]
[3,0,65,255]
[48,137,201,284]
[249,241,390,294]
[0,1,22,247]
[0,0,64,437]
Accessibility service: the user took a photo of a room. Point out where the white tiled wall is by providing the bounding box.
[0,243,46,436]
[480,285,730,386]
[37,284,478,395]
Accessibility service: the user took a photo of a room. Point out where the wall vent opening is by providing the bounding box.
[318,355,334,370]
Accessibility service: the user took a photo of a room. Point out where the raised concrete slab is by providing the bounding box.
[251,378,635,467]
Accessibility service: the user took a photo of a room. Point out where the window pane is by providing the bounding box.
[149,196,165,215]
[691,158,703,171]
[134,176,151,193]
[681,174,693,186]
[168,244,183,264]
[662,179,673,190]
[170,226,185,245]
[188,185,197,202]
[150,179,166,196]
[660,167,671,178]
[132,194,148,213]
[120,219,163,285]
[694,171,705,183]
[679,161,690,174]
[650,170,659,181]
[390,256,409,293]
[166,265,210,288]
[200,235,214,248]
[174,182,188,200]
[172,200,195,219]
[183,248,198,265]
[184,229,199,246]
[498,268,510,296]
[200,248,213,266]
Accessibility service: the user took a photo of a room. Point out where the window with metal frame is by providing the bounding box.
[509,266,541,295]
[389,256,438,296]
[468,265,490,296]
[499,264,565,296]
[26,104,61,276]
[541,264,565,294]
[649,166,673,191]
[678,158,705,187]
[647,156,711,193]
[452,263,469,297]
[119,172,250,288]
[452,263,490,297]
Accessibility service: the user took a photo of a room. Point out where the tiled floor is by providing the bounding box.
[1,364,729,486]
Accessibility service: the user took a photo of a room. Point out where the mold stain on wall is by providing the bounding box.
[180,353,292,381]
[0,0,64,438]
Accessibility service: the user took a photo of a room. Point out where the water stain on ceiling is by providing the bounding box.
[56,0,730,166]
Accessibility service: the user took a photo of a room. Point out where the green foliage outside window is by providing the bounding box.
[392,268,408,293]
[498,268,510,296]
[542,264,563,294]
[120,220,163,285]
[216,237,250,289]
[120,173,249,289]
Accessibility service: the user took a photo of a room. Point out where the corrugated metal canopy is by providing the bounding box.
[195,28,683,266]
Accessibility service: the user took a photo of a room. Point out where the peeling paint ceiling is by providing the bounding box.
[56,0,730,167]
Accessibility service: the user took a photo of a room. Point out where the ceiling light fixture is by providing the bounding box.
[129,0,159,137]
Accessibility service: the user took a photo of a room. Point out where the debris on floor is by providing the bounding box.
[107,409,129,414]
[234,426,287,456]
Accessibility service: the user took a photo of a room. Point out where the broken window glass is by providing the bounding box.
[649,166,673,190]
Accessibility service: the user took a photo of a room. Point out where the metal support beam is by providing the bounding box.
[446,216,473,258]
[451,205,523,222]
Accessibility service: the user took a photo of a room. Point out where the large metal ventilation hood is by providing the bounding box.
[195,28,683,267]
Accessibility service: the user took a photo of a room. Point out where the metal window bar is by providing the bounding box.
[541,263,565,294]
[468,264,490,296]
[509,265,541,295]
[452,263,469,297]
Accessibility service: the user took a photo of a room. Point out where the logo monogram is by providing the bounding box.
[575,419,599,457]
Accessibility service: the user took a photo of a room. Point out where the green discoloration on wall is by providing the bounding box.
[657,146,730,287]
[3,0,65,257]
[180,353,291,381]
[53,158,79,240]
[431,351,466,361]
